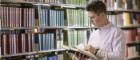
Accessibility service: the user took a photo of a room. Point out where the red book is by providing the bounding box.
[25,33,29,52]
[136,14,140,24]
[9,7,12,28]
[1,34,4,55]
[1,7,3,28]
[3,7,5,28]
[17,34,22,53]
[123,29,137,42]
[6,34,10,55]
[19,8,22,27]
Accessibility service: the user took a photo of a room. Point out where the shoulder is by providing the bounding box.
[111,24,123,35]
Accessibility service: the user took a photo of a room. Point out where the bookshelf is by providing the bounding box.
[103,0,140,59]
[128,56,140,60]
[1,49,67,59]
[0,0,89,60]
[0,0,140,60]
[107,9,140,13]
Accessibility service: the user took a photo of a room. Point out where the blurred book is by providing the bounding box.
[62,44,98,60]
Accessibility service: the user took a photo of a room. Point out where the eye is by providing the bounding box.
[90,16,95,20]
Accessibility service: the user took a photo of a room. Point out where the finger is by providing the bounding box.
[79,54,82,60]
[85,46,90,51]
[81,54,85,60]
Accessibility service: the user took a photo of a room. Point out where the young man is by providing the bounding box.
[74,0,126,60]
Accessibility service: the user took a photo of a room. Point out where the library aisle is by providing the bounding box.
[0,0,140,60]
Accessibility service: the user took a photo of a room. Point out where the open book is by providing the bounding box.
[62,44,98,60]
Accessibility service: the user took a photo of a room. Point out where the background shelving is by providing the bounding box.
[0,0,140,60]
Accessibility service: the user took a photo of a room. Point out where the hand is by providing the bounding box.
[72,52,86,60]
[85,45,98,55]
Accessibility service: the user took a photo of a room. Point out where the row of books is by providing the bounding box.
[123,28,140,43]
[0,29,66,60]
[34,32,57,60]
[0,33,33,55]
[64,30,88,47]
[0,6,90,28]
[38,7,64,27]
[124,28,140,58]
[107,12,140,26]
[0,31,56,53]
[66,9,90,27]
[0,6,35,28]
[0,0,64,3]
[0,0,87,6]
[102,0,140,10]
[126,45,140,59]
[65,0,87,7]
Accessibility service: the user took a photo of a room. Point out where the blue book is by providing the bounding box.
[56,10,59,26]
[130,13,134,24]
[51,33,54,49]
[38,6,42,27]
[42,8,46,27]
[49,10,52,26]
[46,34,49,50]
[45,8,48,26]
[61,11,64,26]
[60,11,62,26]
[38,34,42,51]
[58,11,61,26]
[48,33,50,50]
[54,10,56,27]
[51,10,53,26]
[43,34,46,50]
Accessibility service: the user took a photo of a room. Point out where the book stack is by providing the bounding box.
[0,30,59,60]
[102,0,140,10]
[64,30,88,47]
[37,7,64,27]
[66,9,89,27]
[124,28,140,58]
[123,29,137,42]
[0,0,64,3]
[65,0,87,7]
[107,12,140,26]
[0,30,33,55]
[1,6,35,28]
[1,0,24,2]
[34,32,57,60]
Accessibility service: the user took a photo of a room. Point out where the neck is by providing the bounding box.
[99,17,109,27]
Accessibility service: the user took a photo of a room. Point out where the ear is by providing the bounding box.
[99,13,106,17]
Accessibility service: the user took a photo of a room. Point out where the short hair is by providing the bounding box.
[86,0,106,15]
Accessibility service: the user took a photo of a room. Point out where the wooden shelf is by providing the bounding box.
[1,2,140,12]
[0,27,34,30]
[128,56,140,60]
[0,1,36,4]
[34,3,85,9]
[36,26,65,29]
[1,49,67,59]
[127,41,140,46]
[1,25,140,30]
[0,2,85,9]
[119,25,140,29]
[107,9,140,13]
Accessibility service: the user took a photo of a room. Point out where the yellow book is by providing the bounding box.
[123,12,131,26]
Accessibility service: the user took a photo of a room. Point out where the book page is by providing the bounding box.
[62,44,98,60]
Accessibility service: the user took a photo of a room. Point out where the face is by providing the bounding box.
[88,11,103,27]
